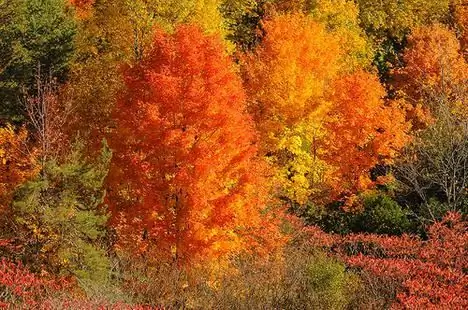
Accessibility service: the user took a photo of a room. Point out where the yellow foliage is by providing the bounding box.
[242,14,342,204]
[309,0,374,69]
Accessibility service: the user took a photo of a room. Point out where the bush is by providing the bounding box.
[302,193,413,236]
[119,245,360,309]
[353,193,412,235]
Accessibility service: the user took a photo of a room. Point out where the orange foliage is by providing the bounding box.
[107,25,286,265]
[324,71,411,202]
[242,14,409,205]
[0,126,37,211]
[453,0,467,56]
[242,13,342,144]
[394,24,467,105]
[240,14,343,203]
[69,0,94,10]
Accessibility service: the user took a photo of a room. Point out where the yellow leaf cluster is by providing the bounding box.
[242,14,342,204]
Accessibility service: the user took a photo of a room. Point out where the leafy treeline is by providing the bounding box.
[0,0,466,308]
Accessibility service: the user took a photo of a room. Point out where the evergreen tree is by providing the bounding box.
[0,0,76,123]
[12,140,111,284]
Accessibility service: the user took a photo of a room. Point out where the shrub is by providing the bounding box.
[354,193,411,235]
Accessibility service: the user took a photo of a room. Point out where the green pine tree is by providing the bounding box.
[13,140,112,285]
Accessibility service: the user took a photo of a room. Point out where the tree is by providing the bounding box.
[147,0,226,35]
[354,0,451,81]
[107,25,285,265]
[12,141,112,284]
[395,102,468,218]
[24,74,74,169]
[308,0,373,70]
[323,71,410,203]
[242,13,342,204]
[242,14,409,205]
[452,0,467,58]
[65,0,230,155]
[393,24,467,116]
[221,0,274,51]
[0,126,37,214]
[0,0,76,123]
[356,0,450,40]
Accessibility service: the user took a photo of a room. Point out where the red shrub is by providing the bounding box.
[304,212,468,308]
[0,259,62,308]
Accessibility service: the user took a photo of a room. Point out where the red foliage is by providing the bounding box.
[0,259,62,308]
[304,212,468,308]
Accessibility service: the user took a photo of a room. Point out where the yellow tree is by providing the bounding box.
[309,0,374,70]
[242,13,342,204]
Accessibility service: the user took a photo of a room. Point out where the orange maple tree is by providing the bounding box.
[323,71,411,204]
[106,25,285,265]
[241,13,410,206]
[394,24,467,120]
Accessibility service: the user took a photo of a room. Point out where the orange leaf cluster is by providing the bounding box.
[242,13,342,143]
[324,71,411,201]
[394,24,467,105]
[106,25,286,265]
[0,126,37,211]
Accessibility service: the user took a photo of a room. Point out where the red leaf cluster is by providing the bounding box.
[304,213,468,308]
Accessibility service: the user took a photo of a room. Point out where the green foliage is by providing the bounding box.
[12,140,112,284]
[306,254,357,310]
[355,0,451,81]
[354,193,411,235]
[356,0,451,40]
[372,37,406,83]
[299,202,355,235]
[0,0,76,123]
[302,193,412,235]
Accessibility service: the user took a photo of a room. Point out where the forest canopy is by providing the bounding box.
[0,0,466,308]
